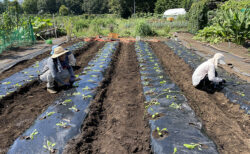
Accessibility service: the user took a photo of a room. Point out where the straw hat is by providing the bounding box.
[51,46,69,58]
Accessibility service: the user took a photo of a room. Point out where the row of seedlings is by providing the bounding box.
[0,42,86,100]
[8,42,119,154]
[135,41,218,154]
[165,40,250,114]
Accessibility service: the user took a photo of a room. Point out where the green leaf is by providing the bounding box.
[173,147,177,154]
[43,145,48,149]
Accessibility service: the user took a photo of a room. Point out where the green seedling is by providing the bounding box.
[91,75,98,78]
[69,105,79,112]
[169,102,181,109]
[23,71,28,74]
[159,76,163,79]
[143,82,150,86]
[36,71,40,74]
[43,140,56,153]
[2,82,11,85]
[152,112,159,119]
[61,99,72,105]
[93,69,100,72]
[150,107,154,112]
[72,92,81,96]
[153,67,159,70]
[160,80,166,84]
[13,83,21,87]
[82,94,92,99]
[56,121,69,128]
[156,127,168,137]
[40,111,56,120]
[82,86,91,91]
[183,143,202,150]
[145,99,160,109]
[32,61,39,68]
[29,129,38,140]
[99,65,103,68]
[46,112,55,117]
[26,79,32,82]
[75,75,79,78]
[236,91,245,97]
[29,75,34,78]
[150,60,154,62]
[156,69,161,73]
[173,147,177,154]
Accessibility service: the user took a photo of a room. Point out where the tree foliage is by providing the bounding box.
[37,0,57,14]
[154,0,182,14]
[82,0,109,14]
[59,5,69,16]
[23,0,38,14]
[65,0,83,14]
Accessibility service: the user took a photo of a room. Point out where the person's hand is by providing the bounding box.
[69,76,75,86]
[63,83,71,89]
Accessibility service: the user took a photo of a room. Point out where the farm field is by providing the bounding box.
[0,39,249,154]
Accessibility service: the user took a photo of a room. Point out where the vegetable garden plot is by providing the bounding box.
[8,42,119,154]
[165,40,250,114]
[135,41,218,154]
[0,42,86,101]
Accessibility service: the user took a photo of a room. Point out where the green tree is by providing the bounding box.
[3,0,8,11]
[65,0,83,14]
[23,0,38,14]
[82,0,109,14]
[8,0,22,27]
[59,5,69,15]
[0,2,4,13]
[37,0,57,14]
[154,0,182,14]
[109,0,134,18]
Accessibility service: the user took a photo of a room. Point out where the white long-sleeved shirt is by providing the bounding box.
[192,60,222,86]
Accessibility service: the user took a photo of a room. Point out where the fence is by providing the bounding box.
[0,23,36,54]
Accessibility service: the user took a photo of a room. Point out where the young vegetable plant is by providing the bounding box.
[152,112,159,119]
[23,129,38,140]
[82,86,91,91]
[72,92,81,96]
[82,94,92,99]
[69,105,79,112]
[183,143,202,150]
[2,81,11,85]
[173,147,177,154]
[169,102,181,109]
[40,112,56,120]
[60,99,72,105]
[160,80,166,84]
[43,140,56,153]
[156,127,168,137]
[56,121,70,128]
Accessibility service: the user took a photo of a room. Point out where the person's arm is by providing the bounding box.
[208,64,222,83]
[68,52,76,66]
[48,58,66,85]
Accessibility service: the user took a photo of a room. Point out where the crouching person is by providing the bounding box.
[192,53,226,93]
[40,46,75,94]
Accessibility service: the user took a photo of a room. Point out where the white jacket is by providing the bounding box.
[192,53,225,86]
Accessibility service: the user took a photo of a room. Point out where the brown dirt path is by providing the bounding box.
[63,42,151,154]
[150,42,250,154]
[0,41,105,153]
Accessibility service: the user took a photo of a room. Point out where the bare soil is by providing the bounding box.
[150,42,250,154]
[0,39,84,81]
[63,42,151,154]
[0,41,105,153]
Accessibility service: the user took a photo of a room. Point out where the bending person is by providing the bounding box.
[40,46,75,94]
[192,53,226,93]
[51,45,76,67]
